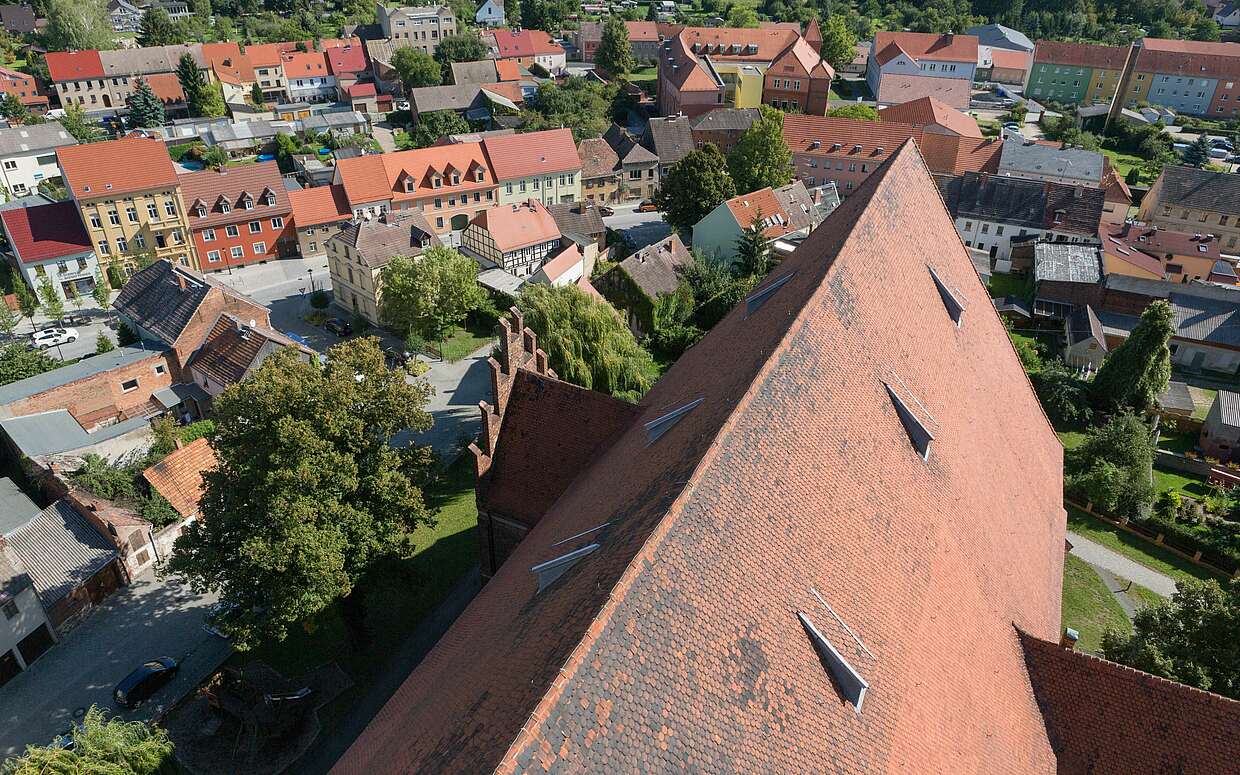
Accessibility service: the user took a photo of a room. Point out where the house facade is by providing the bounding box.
[486,29,566,74]
[475,0,504,27]
[1027,40,1127,105]
[1,201,100,302]
[1200,390,1240,460]
[595,233,693,337]
[461,200,562,277]
[180,162,296,272]
[0,122,76,198]
[377,3,457,55]
[486,128,583,207]
[1138,165,1240,253]
[56,137,195,271]
[576,138,622,203]
[0,66,47,113]
[692,181,820,265]
[866,31,978,109]
[0,537,57,687]
[288,183,353,259]
[325,209,440,325]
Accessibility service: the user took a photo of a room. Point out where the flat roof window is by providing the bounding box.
[644,398,703,445]
[530,543,599,593]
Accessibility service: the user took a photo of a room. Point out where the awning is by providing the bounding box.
[153,382,212,410]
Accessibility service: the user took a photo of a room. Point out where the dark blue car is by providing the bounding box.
[113,657,179,709]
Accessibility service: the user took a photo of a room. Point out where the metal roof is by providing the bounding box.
[998,142,1103,185]
[3,500,118,607]
[1216,390,1240,428]
[0,477,39,536]
[1033,242,1102,284]
[0,410,151,458]
[0,121,75,158]
[477,267,525,295]
[0,345,162,407]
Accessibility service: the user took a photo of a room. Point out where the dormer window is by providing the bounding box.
[263,192,276,206]
[475,168,485,182]
[403,177,414,193]
[432,176,442,189]
[219,199,231,213]
[195,205,206,217]
[1053,209,1065,225]
[451,173,460,185]
[242,196,254,209]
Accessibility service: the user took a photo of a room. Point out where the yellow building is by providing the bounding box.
[714,63,767,109]
[485,128,583,207]
[56,137,196,271]
[1086,67,1123,104]
[1126,70,1154,104]
[326,210,440,326]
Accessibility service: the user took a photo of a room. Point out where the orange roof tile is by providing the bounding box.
[180,161,291,229]
[142,437,216,518]
[243,42,298,68]
[873,31,979,63]
[724,187,797,238]
[989,47,1030,71]
[470,199,560,252]
[876,73,971,110]
[57,136,177,199]
[494,59,521,81]
[46,50,103,82]
[1033,40,1128,70]
[335,141,496,207]
[879,96,982,138]
[144,73,186,105]
[783,114,1003,176]
[203,41,254,84]
[1136,37,1240,79]
[489,29,564,58]
[624,20,659,41]
[481,128,581,181]
[288,183,353,227]
[282,51,328,77]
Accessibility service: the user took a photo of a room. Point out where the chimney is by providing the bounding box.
[1060,627,1079,650]
[177,273,186,291]
[174,437,184,450]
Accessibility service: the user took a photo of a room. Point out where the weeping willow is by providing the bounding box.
[517,283,655,399]
[3,706,178,774]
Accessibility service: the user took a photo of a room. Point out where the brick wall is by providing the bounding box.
[1,352,173,426]
[168,287,271,382]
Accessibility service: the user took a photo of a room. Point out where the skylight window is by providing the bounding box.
[745,272,795,317]
[798,612,869,712]
[644,398,703,445]
[927,266,965,326]
[530,543,599,592]
[884,382,934,460]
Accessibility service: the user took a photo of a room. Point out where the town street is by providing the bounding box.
[602,202,672,251]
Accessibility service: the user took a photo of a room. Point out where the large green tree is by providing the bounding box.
[1091,299,1173,410]
[1065,411,1156,518]
[392,46,440,89]
[168,339,435,649]
[401,109,471,149]
[40,0,113,52]
[126,79,166,129]
[516,283,654,399]
[1182,135,1212,168]
[433,32,489,82]
[13,281,38,333]
[0,343,57,386]
[727,106,793,195]
[59,103,103,144]
[379,246,485,341]
[0,93,29,124]
[176,52,224,117]
[1,706,177,774]
[38,276,64,323]
[733,215,773,278]
[1102,578,1240,700]
[0,300,17,338]
[725,5,758,26]
[827,103,879,121]
[653,143,736,233]
[595,14,636,79]
[522,77,618,141]
[819,14,858,74]
[138,7,179,46]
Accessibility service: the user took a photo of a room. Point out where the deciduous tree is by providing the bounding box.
[392,47,440,89]
[1065,411,1156,518]
[727,105,793,195]
[59,103,103,144]
[595,15,636,79]
[126,78,166,129]
[14,281,37,333]
[379,246,486,341]
[653,143,736,233]
[0,300,17,338]
[0,342,57,386]
[1182,135,1212,168]
[1102,578,1240,700]
[40,0,113,52]
[826,103,878,121]
[38,276,64,324]
[1,706,177,774]
[168,339,435,649]
[818,14,857,74]
[517,283,654,399]
[0,93,29,124]
[1091,299,1173,410]
[725,5,758,27]
[402,109,470,149]
[433,32,489,82]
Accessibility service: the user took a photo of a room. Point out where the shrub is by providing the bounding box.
[115,321,138,346]
[651,322,703,357]
[1032,361,1092,426]
[304,310,328,326]
[309,289,330,309]
[95,331,115,355]
[106,265,127,290]
[141,492,181,527]
[178,419,215,444]
[1065,412,1156,518]
[71,454,137,501]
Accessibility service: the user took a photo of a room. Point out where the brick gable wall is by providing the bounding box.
[0,352,173,427]
[168,287,270,383]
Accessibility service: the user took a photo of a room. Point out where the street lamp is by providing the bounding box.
[306,268,315,294]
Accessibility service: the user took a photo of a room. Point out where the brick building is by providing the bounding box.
[179,161,296,272]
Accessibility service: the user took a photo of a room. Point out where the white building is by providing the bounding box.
[475,0,504,27]
[0,122,75,198]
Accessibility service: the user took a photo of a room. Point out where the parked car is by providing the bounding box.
[324,318,353,337]
[113,657,179,709]
[636,200,658,213]
[1002,122,1022,132]
[29,327,78,349]
[1211,137,1234,150]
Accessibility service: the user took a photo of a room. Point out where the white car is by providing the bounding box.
[30,327,78,349]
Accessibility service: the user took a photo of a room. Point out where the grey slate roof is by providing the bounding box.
[1169,291,1240,347]
[451,59,500,85]
[333,210,441,269]
[1033,242,1102,284]
[0,477,39,536]
[772,180,818,232]
[1154,165,1240,213]
[964,23,1034,52]
[1158,381,1195,414]
[1215,390,1240,428]
[3,500,118,608]
[689,108,761,132]
[113,259,252,346]
[100,44,204,77]
[644,116,694,167]
[938,172,1046,230]
[614,233,692,298]
[0,411,151,458]
[999,141,1103,185]
[544,202,606,240]
[0,345,162,407]
[477,267,525,295]
[0,122,76,158]
[1067,304,1106,347]
[410,84,498,114]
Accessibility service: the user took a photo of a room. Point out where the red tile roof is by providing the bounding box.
[0,201,91,263]
[288,183,353,227]
[724,186,798,238]
[1136,37,1240,79]
[879,96,982,138]
[326,44,368,76]
[142,437,217,518]
[180,161,291,229]
[45,50,104,82]
[203,42,254,84]
[494,58,522,81]
[783,114,1002,175]
[469,199,561,253]
[144,73,186,105]
[873,31,979,63]
[1104,221,1222,261]
[281,51,328,78]
[876,72,971,109]
[481,128,581,181]
[243,42,299,68]
[331,141,1068,774]
[624,20,659,41]
[335,142,495,207]
[348,82,377,97]
[1019,629,1240,774]
[489,29,564,58]
[920,132,1004,174]
[1033,40,1128,70]
[56,136,178,199]
[990,47,1031,71]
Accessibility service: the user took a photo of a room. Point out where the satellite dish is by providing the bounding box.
[249,319,257,327]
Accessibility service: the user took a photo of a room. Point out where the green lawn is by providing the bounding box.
[1188,385,1217,421]
[1125,580,1167,611]
[1067,507,1223,585]
[629,65,657,91]
[1062,554,1131,653]
[1152,465,1211,499]
[438,322,495,363]
[1157,429,1199,455]
[236,454,480,724]
[987,272,1028,300]
[1101,147,1147,182]
[1057,430,1088,450]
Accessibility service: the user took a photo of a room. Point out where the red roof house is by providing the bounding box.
[179,161,295,271]
[45,50,104,83]
[0,201,92,264]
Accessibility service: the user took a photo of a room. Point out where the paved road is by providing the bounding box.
[602,202,672,251]
[1067,531,1178,598]
[0,572,229,758]
[372,121,399,153]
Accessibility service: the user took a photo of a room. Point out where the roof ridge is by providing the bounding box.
[497,141,924,771]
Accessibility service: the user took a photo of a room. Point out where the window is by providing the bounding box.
[249,221,262,233]
[98,240,110,255]
[89,213,101,229]
[797,611,868,711]
[264,192,276,206]
[126,206,138,223]
[207,250,220,262]
[165,200,176,217]
[220,200,231,214]
[147,202,159,219]
[242,196,254,209]
[1,160,14,170]
[203,228,216,241]
[134,234,146,249]
[108,210,120,225]
[533,178,540,189]
[884,382,933,460]
[252,241,266,254]
[505,183,513,194]
[231,246,244,258]
[746,273,795,316]
[116,237,127,252]
[121,378,139,392]
[530,543,600,593]
[980,223,989,234]
[308,240,318,252]
[271,217,284,229]
[996,225,1004,236]
[226,225,239,237]
[963,221,973,231]
[645,398,704,445]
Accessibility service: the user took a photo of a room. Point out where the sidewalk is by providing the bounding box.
[1067,531,1178,598]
